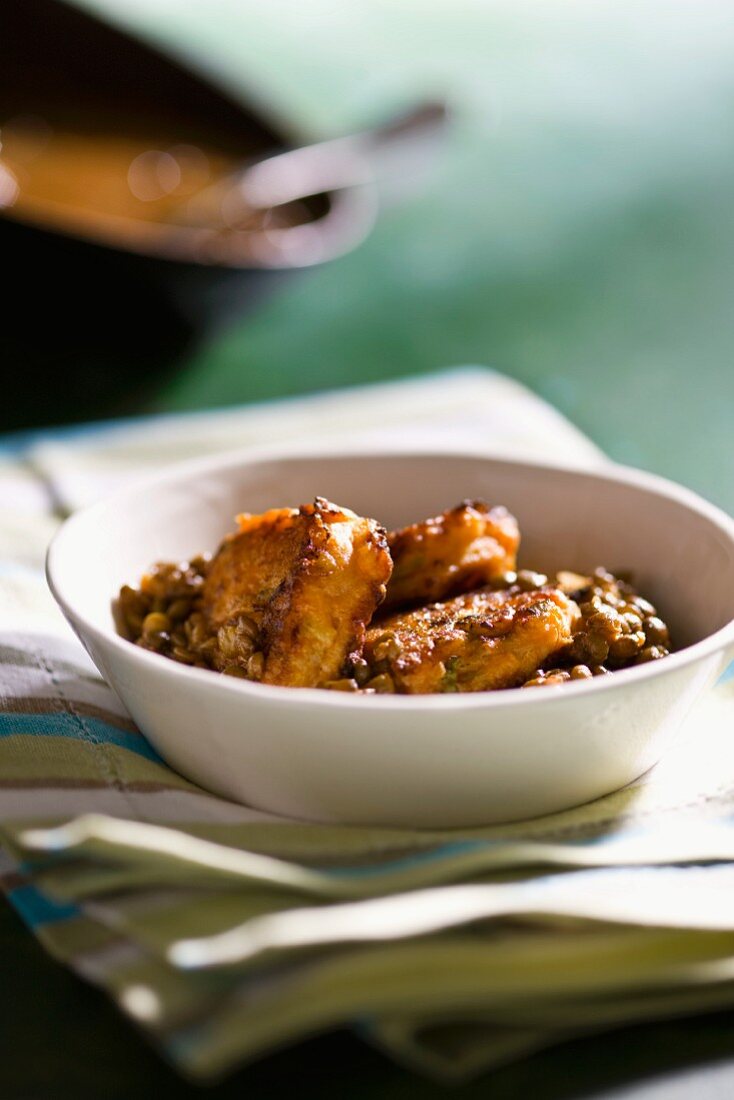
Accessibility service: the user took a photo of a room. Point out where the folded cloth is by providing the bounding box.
[1,367,733,1083]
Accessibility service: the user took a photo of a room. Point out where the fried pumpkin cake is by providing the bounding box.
[360,585,580,693]
[203,498,392,687]
[384,500,519,612]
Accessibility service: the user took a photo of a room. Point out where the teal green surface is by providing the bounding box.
[80,0,734,513]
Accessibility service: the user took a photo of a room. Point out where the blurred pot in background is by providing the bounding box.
[0,0,444,429]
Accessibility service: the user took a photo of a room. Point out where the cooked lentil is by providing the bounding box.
[519,567,671,688]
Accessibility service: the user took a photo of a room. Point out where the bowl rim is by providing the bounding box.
[46,443,734,712]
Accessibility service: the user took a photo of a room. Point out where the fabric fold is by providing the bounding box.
[1,368,733,1082]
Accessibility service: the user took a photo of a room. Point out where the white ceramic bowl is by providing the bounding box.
[46,448,734,828]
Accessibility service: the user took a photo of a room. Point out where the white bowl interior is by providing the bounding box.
[55,451,734,653]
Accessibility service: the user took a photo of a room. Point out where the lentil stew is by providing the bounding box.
[115,498,671,693]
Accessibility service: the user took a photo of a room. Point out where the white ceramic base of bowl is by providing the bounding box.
[48,448,734,828]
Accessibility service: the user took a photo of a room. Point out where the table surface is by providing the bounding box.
[4,1,734,1096]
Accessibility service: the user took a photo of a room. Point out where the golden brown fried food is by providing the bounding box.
[203,498,392,687]
[360,586,580,694]
[204,506,299,630]
[384,500,519,612]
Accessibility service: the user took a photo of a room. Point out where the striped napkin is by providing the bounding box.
[2,367,734,1083]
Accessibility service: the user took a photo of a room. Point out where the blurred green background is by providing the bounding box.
[77,0,734,510]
